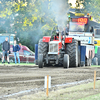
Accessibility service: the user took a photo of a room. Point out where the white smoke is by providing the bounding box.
[51,0,69,31]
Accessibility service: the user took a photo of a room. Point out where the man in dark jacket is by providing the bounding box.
[65,24,69,35]
[2,37,10,64]
[13,40,20,64]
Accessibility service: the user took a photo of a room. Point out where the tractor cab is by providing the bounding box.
[67,13,94,44]
[69,22,85,36]
[69,22,84,32]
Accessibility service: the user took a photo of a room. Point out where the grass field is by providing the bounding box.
[8,80,100,100]
[0,62,35,65]
[91,65,100,67]
[79,93,100,100]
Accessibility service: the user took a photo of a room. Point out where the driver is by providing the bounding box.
[56,30,59,36]
[54,30,59,40]
[65,24,69,35]
[76,26,82,31]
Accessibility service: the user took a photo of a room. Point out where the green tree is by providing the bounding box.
[0,0,58,51]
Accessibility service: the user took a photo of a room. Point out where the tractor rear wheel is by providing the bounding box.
[95,47,100,65]
[96,55,100,65]
[38,39,48,67]
[85,58,89,66]
[85,58,92,66]
[93,57,98,65]
[63,54,69,68]
[65,39,78,67]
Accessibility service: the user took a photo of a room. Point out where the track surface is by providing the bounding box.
[0,65,100,98]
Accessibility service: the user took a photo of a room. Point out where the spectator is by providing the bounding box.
[13,40,20,64]
[2,37,10,64]
[65,24,69,35]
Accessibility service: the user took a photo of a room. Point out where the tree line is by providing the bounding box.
[0,0,99,51]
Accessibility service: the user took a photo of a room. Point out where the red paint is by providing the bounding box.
[65,37,72,43]
[43,37,51,42]
[58,42,62,54]
[72,18,88,24]
[54,36,63,40]
[53,40,59,41]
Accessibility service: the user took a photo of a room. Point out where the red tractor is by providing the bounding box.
[38,26,80,68]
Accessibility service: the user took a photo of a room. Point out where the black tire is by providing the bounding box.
[0,53,2,60]
[78,42,81,67]
[63,54,69,68]
[85,58,89,66]
[38,39,48,66]
[96,47,100,65]
[38,54,43,68]
[96,55,100,65]
[35,60,38,65]
[81,61,85,67]
[85,58,92,66]
[65,39,78,67]
[9,57,14,63]
[93,57,98,65]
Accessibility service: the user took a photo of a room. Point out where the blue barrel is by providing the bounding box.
[35,44,38,60]
[80,46,86,65]
[35,44,38,65]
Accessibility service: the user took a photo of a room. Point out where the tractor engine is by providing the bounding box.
[46,41,63,65]
[48,41,62,55]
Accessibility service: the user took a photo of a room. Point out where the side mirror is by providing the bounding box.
[94,41,97,44]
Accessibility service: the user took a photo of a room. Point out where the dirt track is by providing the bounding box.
[0,65,100,99]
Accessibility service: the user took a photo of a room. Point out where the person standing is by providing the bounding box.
[2,37,10,64]
[13,40,20,64]
[65,24,69,35]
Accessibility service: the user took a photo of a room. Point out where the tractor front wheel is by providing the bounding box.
[63,54,69,68]
[38,54,43,68]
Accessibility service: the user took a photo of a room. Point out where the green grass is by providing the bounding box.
[78,93,100,100]
[8,80,100,100]
[91,65,100,67]
[0,62,35,65]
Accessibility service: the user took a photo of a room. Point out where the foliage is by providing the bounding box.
[0,0,59,51]
[0,0,100,52]
[69,0,100,22]
[84,0,100,22]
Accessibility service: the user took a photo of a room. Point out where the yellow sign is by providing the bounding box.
[75,13,84,16]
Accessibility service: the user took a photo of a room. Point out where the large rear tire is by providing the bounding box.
[93,57,98,65]
[85,58,92,66]
[96,55,100,65]
[65,39,78,67]
[38,39,48,66]
[85,58,89,66]
[63,54,69,68]
[95,47,100,65]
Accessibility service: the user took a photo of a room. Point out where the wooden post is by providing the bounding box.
[94,71,96,89]
[46,75,49,96]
